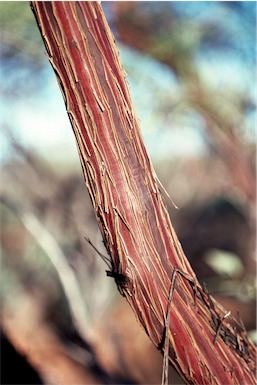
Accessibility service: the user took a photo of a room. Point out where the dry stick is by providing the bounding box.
[30,3,257,384]
[214,311,231,345]
[161,270,177,385]
[161,268,198,385]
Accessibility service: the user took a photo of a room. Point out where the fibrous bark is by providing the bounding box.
[31,2,256,384]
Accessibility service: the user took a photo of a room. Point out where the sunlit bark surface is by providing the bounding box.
[31,2,256,384]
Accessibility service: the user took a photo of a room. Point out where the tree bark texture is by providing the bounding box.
[31,2,256,385]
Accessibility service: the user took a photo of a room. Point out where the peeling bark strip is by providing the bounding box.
[31,2,256,384]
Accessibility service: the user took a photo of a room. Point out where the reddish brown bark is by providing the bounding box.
[31,2,256,384]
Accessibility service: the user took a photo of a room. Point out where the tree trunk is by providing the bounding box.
[31,2,256,384]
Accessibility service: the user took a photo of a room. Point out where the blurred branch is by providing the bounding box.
[0,196,93,344]
[1,292,102,385]
[111,2,256,205]
[2,126,114,321]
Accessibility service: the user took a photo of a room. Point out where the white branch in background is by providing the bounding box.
[2,197,93,344]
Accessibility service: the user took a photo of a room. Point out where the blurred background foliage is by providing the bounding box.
[0,2,256,384]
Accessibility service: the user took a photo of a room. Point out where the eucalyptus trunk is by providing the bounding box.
[31,2,256,384]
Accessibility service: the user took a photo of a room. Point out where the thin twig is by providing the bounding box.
[161,269,178,385]
[214,311,231,344]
